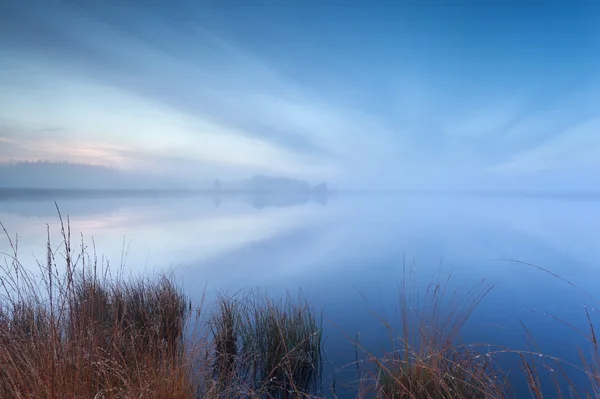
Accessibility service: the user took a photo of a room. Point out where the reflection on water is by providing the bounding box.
[0,188,329,217]
[1,191,600,397]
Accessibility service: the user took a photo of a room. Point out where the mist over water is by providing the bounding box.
[1,191,598,396]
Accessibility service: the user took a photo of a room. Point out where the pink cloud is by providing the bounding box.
[0,137,134,168]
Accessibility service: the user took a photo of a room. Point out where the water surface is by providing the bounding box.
[1,190,598,397]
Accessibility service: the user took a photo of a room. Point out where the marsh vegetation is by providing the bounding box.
[0,216,598,398]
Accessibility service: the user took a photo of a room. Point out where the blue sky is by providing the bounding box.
[1,0,599,189]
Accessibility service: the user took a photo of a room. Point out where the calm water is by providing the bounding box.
[1,191,599,397]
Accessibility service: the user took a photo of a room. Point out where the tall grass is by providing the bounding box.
[208,291,323,398]
[0,213,323,399]
[353,265,506,398]
[498,260,600,399]
[0,217,202,398]
[209,294,241,385]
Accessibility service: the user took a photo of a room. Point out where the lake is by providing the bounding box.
[1,190,599,397]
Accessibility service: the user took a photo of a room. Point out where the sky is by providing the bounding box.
[1,0,599,190]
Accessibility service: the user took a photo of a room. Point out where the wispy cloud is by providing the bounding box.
[491,117,600,175]
[0,136,130,166]
[1,0,599,189]
[0,0,403,183]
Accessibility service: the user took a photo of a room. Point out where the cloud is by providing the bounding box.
[0,67,340,179]
[0,135,133,167]
[445,97,527,139]
[490,117,600,175]
[0,0,338,156]
[0,0,406,183]
[2,0,600,189]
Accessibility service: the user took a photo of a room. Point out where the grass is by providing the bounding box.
[207,291,323,398]
[497,260,600,399]
[0,214,324,399]
[209,294,240,385]
[1,214,600,398]
[0,217,201,398]
[351,265,505,399]
[238,291,323,397]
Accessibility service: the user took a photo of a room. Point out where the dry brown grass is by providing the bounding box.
[0,210,324,399]
[0,214,204,399]
[351,264,506,399]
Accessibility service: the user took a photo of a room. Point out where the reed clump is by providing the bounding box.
[354,266,506,399]
[207,291,323,398]
[0,218,202,399]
